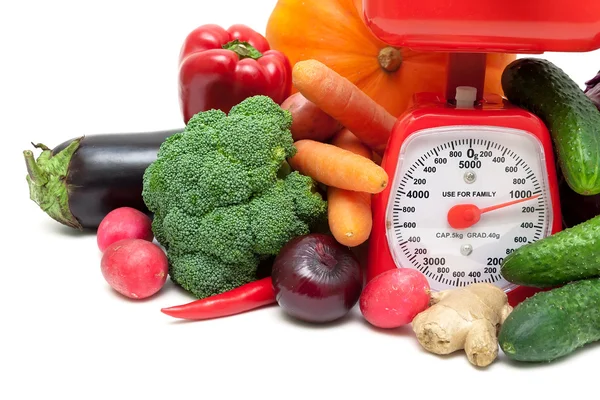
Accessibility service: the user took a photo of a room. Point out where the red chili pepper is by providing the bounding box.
[161,277,277,320]
[178,24,292,123]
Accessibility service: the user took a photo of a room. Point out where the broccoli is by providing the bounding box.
[142,95,327,299]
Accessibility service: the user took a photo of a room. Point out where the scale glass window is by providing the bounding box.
[385,126,553,292]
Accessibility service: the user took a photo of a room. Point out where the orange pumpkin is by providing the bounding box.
[266,0,516,117]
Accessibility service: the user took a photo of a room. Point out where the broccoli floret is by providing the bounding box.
[142,96,327,299]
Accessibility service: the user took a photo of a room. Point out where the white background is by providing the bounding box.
[2,1,600,399]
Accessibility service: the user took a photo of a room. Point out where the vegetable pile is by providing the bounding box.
[21,0,600,370]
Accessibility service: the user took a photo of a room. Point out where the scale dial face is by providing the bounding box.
[386,126,553,292]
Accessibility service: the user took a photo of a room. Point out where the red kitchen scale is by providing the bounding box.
[362,0,600,305]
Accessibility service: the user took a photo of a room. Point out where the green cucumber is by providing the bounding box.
[501,214,600,287]
[499,278,600,362]
[502,58,600,195]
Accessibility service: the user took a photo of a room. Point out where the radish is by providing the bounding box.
[359,269,431,329]
[97,207,154,252]
[100,239,168,299]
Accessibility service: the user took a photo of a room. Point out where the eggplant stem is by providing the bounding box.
[31,142,50,151]
[23,150,48,185]
[23,139,83,230]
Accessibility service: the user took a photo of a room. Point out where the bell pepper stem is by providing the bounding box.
[222,39,263,60]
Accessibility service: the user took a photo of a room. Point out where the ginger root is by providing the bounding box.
[411,283,513,367]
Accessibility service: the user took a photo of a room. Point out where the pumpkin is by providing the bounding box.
[266,0,516,117]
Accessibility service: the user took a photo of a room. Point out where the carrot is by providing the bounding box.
[330,128,373,159]
[327,129,374,247]
[289,139,388,194]
[327,188,372,247]
[292,59,397,154]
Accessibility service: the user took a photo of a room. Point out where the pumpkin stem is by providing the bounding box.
[378,47,403,73]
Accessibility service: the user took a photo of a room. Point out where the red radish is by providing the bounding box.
[100,239,168,299]
[280,92,342,142]
[359,269,431,329]
[97,207,154,252]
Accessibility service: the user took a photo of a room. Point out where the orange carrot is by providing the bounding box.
[330,128,373,159]
[289,139,388,194]
[292,59,397,154]
[328,187,372,247]
[327,129,373,247]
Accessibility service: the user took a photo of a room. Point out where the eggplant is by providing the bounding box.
[558,171,600,228]
[24,128,183,230]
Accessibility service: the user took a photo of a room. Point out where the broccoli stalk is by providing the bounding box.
[142,96,327,299]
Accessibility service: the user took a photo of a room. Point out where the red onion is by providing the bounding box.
[271,234,363,323]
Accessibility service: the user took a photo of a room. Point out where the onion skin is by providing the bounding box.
[271,234,363,323]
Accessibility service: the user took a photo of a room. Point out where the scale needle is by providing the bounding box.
[447,194,540,229]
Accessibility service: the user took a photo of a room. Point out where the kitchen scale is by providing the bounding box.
[362,0,600,305]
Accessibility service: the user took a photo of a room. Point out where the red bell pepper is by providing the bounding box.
[178,24,292,123]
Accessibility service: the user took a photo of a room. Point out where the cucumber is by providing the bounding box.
[500,214,600,287]
[502,58,600,195]
[499,278,600,362]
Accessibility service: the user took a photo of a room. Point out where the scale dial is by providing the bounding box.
[386,126,554,292]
